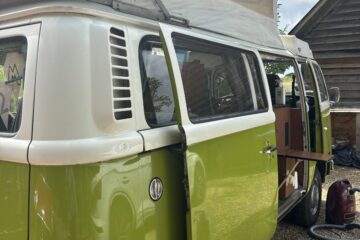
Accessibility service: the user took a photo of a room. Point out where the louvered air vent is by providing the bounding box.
[109,27,132,120]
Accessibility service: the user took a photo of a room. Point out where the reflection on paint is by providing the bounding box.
[29,150,186,240]
[0,162,28,240]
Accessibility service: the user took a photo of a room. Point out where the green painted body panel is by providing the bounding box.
[29,149,186,240]
[306,61,332,188]
[0,161,29,240]
[185,124,278,240]
[321,107,332,155]
[308,84,321,191]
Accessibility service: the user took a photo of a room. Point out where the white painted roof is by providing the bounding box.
[281,35,314,59]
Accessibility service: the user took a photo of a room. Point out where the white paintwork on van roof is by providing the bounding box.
[281,35,314,59]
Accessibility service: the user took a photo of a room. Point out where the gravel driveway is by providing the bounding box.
[273,166,360,240]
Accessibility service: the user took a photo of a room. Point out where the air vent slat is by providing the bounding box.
[111,47,127,57]
[111,57,128,67]
[111,54,127,59]
[113,86,131,90]
[113,78,130,87]
[112,65,129,70]
[114,100,131,109]
[113,97,132,101]
[110,34,125,40]
[114,111,132,120]
[109,27,132,120]
[110,27,125,37]
[110,44,127,50]
[110,37,126,47]
[113,89,131,98]
[114,108,132,112]
[112,68,129,77]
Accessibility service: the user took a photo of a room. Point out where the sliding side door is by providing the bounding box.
[310,62,332,156]
[160,24,278,240]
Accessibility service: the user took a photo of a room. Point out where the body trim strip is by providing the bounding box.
[28,132,143,165]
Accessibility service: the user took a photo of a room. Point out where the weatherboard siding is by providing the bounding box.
[292,0,360,108]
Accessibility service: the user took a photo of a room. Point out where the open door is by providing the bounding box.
[159,23,279,240]
[299,60,332,183]
[310,62,332,156]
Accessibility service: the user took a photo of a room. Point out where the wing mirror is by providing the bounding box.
[328,87,340,105]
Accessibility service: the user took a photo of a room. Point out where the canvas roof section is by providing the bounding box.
[113,0,284,49]
[0,0,285,50]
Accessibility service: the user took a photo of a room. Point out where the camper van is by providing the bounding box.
[0,1,339,239]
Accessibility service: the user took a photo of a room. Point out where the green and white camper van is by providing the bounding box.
[0,1,339,239]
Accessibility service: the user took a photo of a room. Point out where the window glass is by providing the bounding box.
[139,36,176,127]
[173,34,267,123]
[0,37,27,133]
[299,62,315,97]
[312,64,329,102]
[247,54,266,110]
[262,55,300,107]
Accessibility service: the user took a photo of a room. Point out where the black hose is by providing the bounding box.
[309,224,360,240]
[349,188,360,195]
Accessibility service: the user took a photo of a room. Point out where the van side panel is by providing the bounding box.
[185,123,278,240]
[28,151,186,240]
[138,149,187,239]
[321,107,332,156]
[0,162,28,240]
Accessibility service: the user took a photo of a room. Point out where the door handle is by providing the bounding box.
[262,146,277,154]
[323,127,328,131]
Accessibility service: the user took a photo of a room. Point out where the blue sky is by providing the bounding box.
[278,0,319,33]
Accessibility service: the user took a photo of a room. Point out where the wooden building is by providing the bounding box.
[290,0,360,148]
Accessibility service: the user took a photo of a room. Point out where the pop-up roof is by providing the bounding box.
[0,0,284,50]
[281,35,314,59]
[111,0,283,49]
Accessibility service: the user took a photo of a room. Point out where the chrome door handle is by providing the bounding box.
[262,146,277,154]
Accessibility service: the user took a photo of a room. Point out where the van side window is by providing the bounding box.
[0,37,27,134]
[139,36,176,127]
[299,62,315,97]
[262,55,300,107]
[172,34,267,123]
[312,64,329,102]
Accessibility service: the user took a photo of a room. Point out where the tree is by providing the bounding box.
[277,3,289,35]
[148,77,172,112]
[0,67,5,82]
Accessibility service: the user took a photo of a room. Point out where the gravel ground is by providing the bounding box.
[273,165,360,240]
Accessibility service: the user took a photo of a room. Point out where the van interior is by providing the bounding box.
[263,55,331,214]
[263,56,307,211]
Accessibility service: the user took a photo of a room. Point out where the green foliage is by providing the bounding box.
[0,66,6,82]
[264,62,289,75]
[282,75,293,92]
[277,3,289,34]
[148,77,172,112]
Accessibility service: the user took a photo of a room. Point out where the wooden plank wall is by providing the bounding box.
[331,112,356,146]
[299,0,360,107]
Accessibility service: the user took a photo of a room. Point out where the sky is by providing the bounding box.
[278,0,319,33]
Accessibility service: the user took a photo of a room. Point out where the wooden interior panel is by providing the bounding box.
[274,107,291,152]
[290,108,303,150]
